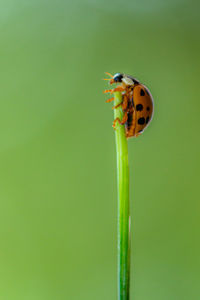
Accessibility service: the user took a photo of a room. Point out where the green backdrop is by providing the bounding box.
[0,0,199,299]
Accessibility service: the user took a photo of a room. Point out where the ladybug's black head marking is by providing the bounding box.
[113,73,123,83]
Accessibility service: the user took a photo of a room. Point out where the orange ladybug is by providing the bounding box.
[104,72,154,138]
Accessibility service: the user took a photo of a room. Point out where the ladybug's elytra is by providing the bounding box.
[104,72,154,138]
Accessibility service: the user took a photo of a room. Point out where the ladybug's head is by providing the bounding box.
[105,72,139,86]
[110,73,139,86]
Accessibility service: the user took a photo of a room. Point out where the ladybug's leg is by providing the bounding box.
[122,94,128,111]
[112,112,128,129]
[112,93,129,110]
[113,86,126,92]
[105,97,114,103]
[104,89,114,94]
[125,108,136,138]
[105,72,113,78]
[112,102,122,110]
[104,86,126,94]
[120,112,128,124]
[112,118,121,128]
[126,131,132,138]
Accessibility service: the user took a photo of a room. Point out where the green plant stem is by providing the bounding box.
[114,92,130,300]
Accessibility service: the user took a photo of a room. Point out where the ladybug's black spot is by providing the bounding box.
[136,104,143,111]
[146,116,150,124]
[138,117,145,125]
[147,106,150,111]
[140,89,145,96]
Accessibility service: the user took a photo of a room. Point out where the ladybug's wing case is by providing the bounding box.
[132,84,154,135]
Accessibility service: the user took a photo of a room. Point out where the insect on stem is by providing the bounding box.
[105,71,154,300]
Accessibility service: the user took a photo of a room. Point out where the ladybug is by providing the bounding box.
[104,72,154,138]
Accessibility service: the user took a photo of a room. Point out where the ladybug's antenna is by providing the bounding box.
[103,72,113,81]
[105,72,113,78]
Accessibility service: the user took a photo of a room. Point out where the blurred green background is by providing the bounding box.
[0,0,200,299]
